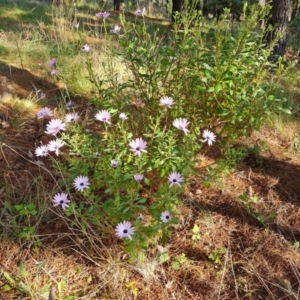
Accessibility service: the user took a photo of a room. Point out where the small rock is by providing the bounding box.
[196,189,202,195]
[1,92,13,102]
[7,85,14,91]
[0,76,7,83]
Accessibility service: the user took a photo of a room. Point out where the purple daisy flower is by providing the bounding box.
[48,58,57,68]
[73,175,90,192]
[168,172,184,187]
[66,100,75,109]
[173,118,190,135]
[96,11,110,19]
[137,98,145,107]
[136,7,146,16]
[51,69,59,75]
[129,138,147,157]
[95,110,111,124]
[52,192,70,210]
[134,174,144,182]
[45,119,66,136]
[37,107,53,119]
[48,139,64,156]
[202,129,216,146]
[160,211,172,223]
[40,92,46,99]
[115,221,135,239]
[35,145,49,157]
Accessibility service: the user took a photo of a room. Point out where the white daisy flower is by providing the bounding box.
[160,96,174,108]
[111,25,121,34]
[73,175,90,192]
[95,110,111,124]
[111,159,118,168]
[173,118,190,135]
[35,145,49,157]
[48,139,64,156]
[115,221,135,239]
[129,138,148,157]
[168,172,184,188]
[65,112,79,123]
[45,119,66,136]
[52,192,70,210]
[119,113,128,120]
[160,211,172,223]
[202,129,216,146]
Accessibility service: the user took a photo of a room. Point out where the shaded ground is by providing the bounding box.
[0,65,300,300]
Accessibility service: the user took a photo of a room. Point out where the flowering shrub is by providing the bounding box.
[35,4,290,260]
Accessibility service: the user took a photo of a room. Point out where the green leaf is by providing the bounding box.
[160,58,170,66]
[3,272,16,285]
[19,262,28,278]
[38,283,52,294]
[171,261,180,270]
[277,106,291,114]
[214,84,221,93]
[144,177,151,186]
[159,252,169,264]
[58,279,67,294]
[1,284,12,292]
[203,63,212,70]
[18,281,31,294]
[87,275,92,284]
[192,224,199,234]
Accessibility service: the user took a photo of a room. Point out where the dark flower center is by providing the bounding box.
[60,200,64,204]
[173,179,177,182]
[102,117,106,121]
[123,229,128,234]
[166,215,169,219]
[80,183,84,186]
[136,147,140,151]
[70,118,74,121]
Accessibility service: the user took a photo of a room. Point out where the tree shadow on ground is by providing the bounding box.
[0,1,53,31]
[242,150,300,206]
[0,60,90,109]
[205,143,300,206]
[197,144,300,244]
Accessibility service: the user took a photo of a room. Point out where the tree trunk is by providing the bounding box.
[291,0,300,21]
[265,0,292,57]
[114,0,123,11]
[172,0,181,22]
[53,0,63,4]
